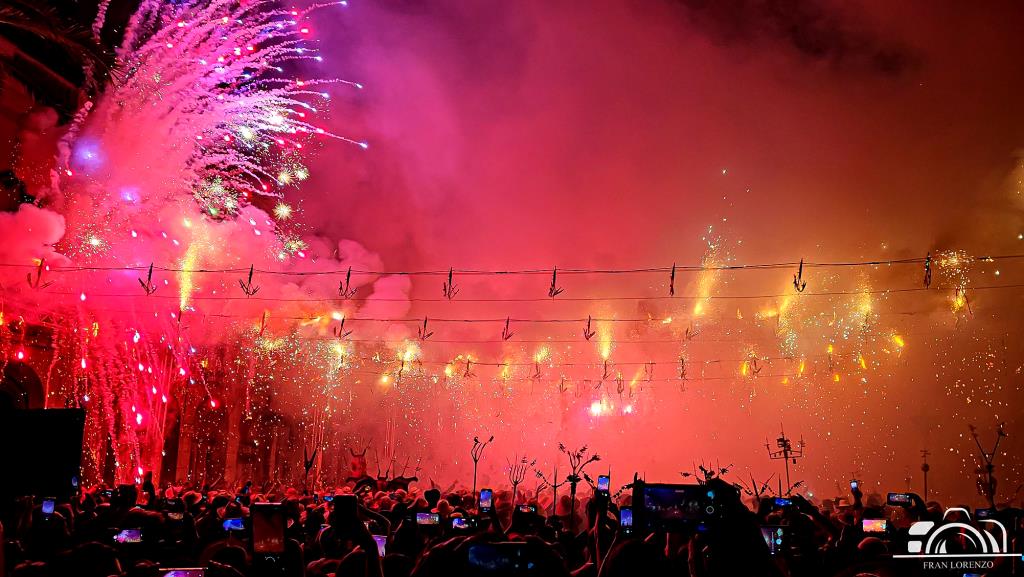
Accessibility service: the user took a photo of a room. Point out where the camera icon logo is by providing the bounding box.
[904,508,1008,557]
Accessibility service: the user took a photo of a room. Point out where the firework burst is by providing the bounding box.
[62,0,362,219]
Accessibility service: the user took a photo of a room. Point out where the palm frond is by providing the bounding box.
[0,1,113,91]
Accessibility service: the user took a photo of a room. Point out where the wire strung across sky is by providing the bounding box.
[266,367,800,385]
[2,284,1021,325]
[0,252,1020,276]
[306,352,833,369]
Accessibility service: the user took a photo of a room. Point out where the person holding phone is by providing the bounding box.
[314,495,383,577]
[478,488,493,514]
[885,491,928,521]
[618,506,633,536]
[680,478,786,577]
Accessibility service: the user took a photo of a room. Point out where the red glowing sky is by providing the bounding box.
[293,0,1024,499]
[1,0,1023,501]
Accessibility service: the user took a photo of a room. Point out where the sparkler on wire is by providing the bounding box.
[793,258,807,292]
[583,316,596,341]
[339,267,358,299]
[548,268,564,298]
[26,259,53,290]
[333,316,352,339]
[238,264,260,296]
[501,317,514,341]
[137,263,158,295]
[417,317,433,341]
[442,268,459,300]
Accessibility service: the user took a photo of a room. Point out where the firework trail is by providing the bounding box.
[60,0,361,220]
[0,0,393,484]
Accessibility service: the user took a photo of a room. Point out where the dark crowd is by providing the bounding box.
[1,472,1021,577]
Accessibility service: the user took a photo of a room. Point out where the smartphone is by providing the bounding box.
[452,517,475,530]
[761,525,786,555]
[850,480,859,491]
[597,475,610,494]
[222,518,244,532]
[323,495,334,502]
[862,518,887,533]
[975,508,995,520]
[167,512,184,521]
[637,483,722,530]
[620,506,633,534]
[887,492,913,506]
[773,497,793,508]
[159,570,205,577]
[114,528,143,543]
[252,503,286,554]
[42,499,55,515]
[517,504,537,514]
[416,512,440,526]
[479,488,493,513]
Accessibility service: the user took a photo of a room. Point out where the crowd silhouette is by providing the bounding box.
[1,468,1021,577]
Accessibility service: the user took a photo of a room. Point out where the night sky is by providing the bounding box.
[1,0,1023,501]
[297,0,1024,497]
